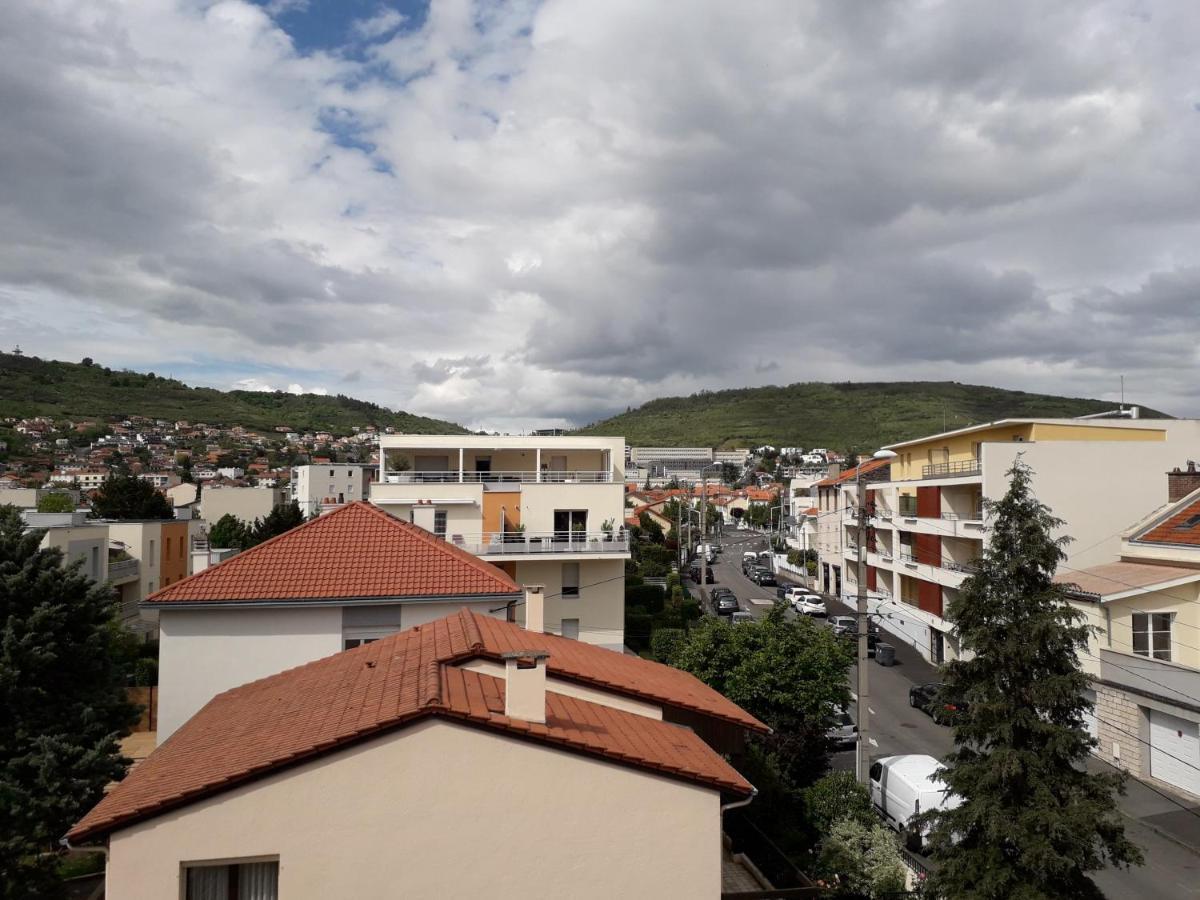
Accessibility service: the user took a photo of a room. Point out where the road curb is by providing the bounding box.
[1117,805,1200,858]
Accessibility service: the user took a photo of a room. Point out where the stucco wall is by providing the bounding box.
[514,558,625,649]
[157,606,342,741]
[200,487,284,527]
[105,720,720,900]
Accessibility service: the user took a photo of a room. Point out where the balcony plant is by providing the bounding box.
[600,518,616,543]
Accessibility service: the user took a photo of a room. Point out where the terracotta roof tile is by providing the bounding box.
[69,611,755,842]
[814,457,892,488]
[1137,496,1200,548]
[147,502,520,603]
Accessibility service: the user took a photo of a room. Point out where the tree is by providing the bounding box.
[207,514,251,551]
[817,816,909,898]
[249,502,306,545]
[90,475,173,520]
[35,493,75,514]
[672,604,853,789]
[0,505,138,895]
[923,460,1141,898]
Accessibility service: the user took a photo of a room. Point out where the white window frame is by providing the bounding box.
[181,855,279,900]
[342,625,399,650]
[1132,611,1172,661]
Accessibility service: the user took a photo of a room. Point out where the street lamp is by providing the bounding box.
[856,448,898,786]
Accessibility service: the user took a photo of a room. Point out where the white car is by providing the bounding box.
[787,589,826,616]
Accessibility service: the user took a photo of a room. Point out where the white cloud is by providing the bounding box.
[3,0,1200,431]
[233,378,329,396]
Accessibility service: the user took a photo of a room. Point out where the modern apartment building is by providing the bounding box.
[833,417,1200,665]
[626,446,746,485]
[290,463,369,515]
[199,485,287,526]
[1056,465,1200,799]
[372,435,629,650]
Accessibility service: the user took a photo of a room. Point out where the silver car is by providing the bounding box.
[827,708,858,748]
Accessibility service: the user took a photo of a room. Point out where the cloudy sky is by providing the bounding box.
[2,0,1198,430]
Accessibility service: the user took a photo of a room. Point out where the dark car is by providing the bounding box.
[909,682,969,724]
[711,587,734,599]
[716,596,739,615]
[753,569,777,587]
[688,566,716,584]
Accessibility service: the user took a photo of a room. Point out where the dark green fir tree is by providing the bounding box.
[923,460,1142,899]
[0,506,138,896]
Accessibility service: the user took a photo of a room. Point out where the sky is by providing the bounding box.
[2,0,1199,432]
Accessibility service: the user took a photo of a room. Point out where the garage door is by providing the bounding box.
[1149,709,1200,797]
[1081,689,1098,743]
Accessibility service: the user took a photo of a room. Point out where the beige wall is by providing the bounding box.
[200,487,284,527]
[105,720,721,900]
[513,558,625,650]
[459,659,662,719]
[40,525,109,582]
[157,606,342,741]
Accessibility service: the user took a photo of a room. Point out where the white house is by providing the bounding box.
[146,501,524,740]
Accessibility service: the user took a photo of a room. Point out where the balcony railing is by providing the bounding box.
[442,531,629,556]
[384,470,612,484]
[107,558,140,582]
[922,458,981,479]
[942,560,978,574]
[940,508,985,521]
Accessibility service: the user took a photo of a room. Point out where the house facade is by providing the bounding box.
[290,463,368,515]
[841,418,1200,664]
[372,435,629,650]
[146,502,523,740]
[1057,466,1200,799]
[71,610,764,899]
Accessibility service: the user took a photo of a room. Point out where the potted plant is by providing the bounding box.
[601,518,615,544]
[504,522,525,544]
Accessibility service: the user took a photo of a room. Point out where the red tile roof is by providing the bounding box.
[1136,496,1200,548]
[814,457,892,488]
[69,611,755,842]
[148,502,520,604]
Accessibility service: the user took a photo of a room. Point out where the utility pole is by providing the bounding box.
[855,462,871,785]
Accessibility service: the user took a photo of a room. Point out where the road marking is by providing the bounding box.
[868,707,876,715]
[746,597,774,605]
[849,692,858,701]
[868,738,879,748]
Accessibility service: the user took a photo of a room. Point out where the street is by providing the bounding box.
[690,529,1200,899]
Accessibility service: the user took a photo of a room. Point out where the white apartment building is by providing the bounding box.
[372,435,629,650]
[838,417,1200,666]
[49,468,109,489]
[290,463,369,515]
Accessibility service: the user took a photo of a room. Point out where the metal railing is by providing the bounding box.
[899,552,919,566]
[384,470,612,484]
[940,508,985,521]
[442,531,629,556]
[942,560,978,574]
[107,558,140,582]
[921,458,981,479]
[898,497,918,517]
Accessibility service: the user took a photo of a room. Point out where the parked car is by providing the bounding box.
[869,755,961,850]
[827,707,858,749]
[742,551,758,563]
[688,566,716,584]
[711,587,734,600]
[828,615,858,636]
[790,593,826,616]
[731,611,755,625]
[716,596,740,615]
[754,570,777,587]
[909,682,969,724]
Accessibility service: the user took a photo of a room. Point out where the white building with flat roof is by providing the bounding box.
[373,434,629,650]
[290,464,369,515]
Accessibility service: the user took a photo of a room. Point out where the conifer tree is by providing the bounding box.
[924,460,1141,899]
[0,506,138,895]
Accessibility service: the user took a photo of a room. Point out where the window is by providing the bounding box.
[434,510,448,538]
[561,618,580,640]
[553,509,588,540]
[343,637,380,650]
[149,540,156,566]
[165,537,172,559]
[561,563,580,597]
[1132,612,1172,661]
[185,859,278,899]
[329,469,335,476]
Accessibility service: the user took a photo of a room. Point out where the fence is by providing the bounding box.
[127,686,157,732]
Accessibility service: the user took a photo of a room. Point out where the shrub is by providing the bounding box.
[625,584,666,614]
[816,816,908,897]
[650,628,686,664]
[133,657,158,687]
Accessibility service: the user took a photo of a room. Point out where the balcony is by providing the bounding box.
[921,458,981,479]
[443,531,630,558]
[107,558,140,584]
[384,470,613,484]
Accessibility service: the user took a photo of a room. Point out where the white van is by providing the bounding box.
[742,551,758,562]
[869,755,960,849]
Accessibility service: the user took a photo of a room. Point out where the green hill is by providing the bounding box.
[575,382,1169,450]
[0,353,466,435]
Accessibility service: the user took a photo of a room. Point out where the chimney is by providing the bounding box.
[523,584,545,634]
[502,650,549,724]
[1168,462,1200,502]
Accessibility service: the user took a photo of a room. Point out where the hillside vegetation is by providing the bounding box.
[575,382,1168,450]
[0,353,466,435]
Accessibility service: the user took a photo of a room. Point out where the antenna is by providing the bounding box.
[1120,374,1125,409]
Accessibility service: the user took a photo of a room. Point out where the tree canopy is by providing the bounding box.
[0,505,138,895]
[89,475,173,520]
[206,502,308,552]
[35,493,75,514]
[923,460,1141,898]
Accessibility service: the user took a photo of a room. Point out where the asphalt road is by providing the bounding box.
[689,530,1200,899]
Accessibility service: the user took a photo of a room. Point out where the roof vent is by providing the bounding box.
[501,650,549,724]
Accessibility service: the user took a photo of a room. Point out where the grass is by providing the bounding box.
[0,353,467,435]
[574,381,1168,450]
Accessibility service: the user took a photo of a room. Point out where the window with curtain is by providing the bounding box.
[1132,612,1172,661]
[185,859,278,900]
